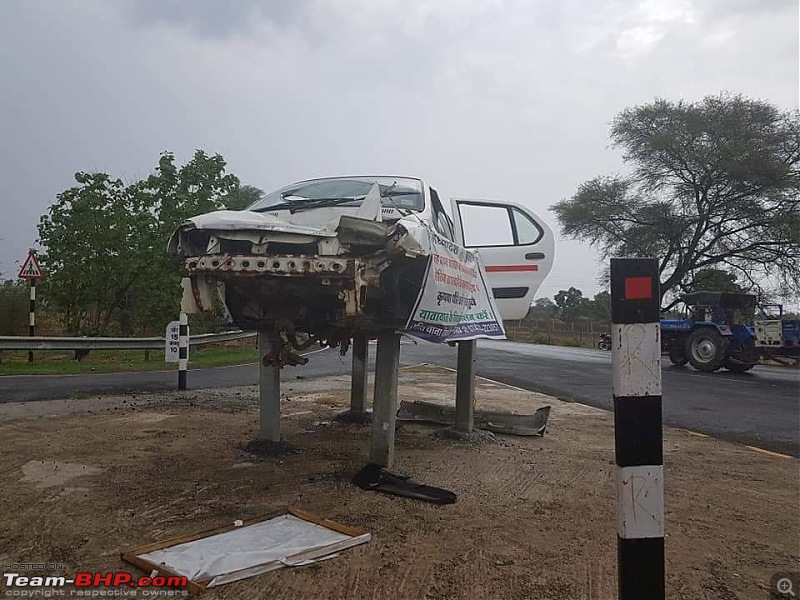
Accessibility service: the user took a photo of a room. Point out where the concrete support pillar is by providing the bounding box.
[350,333,369,416]
[370,331,401,467]
[258,332,281,441]
[455,340,476,433]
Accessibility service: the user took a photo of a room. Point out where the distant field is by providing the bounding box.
[0,344,258,376]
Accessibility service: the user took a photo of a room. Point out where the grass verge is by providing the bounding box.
[0,345,258,376]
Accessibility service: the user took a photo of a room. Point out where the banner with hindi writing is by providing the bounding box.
[403,231,506,343]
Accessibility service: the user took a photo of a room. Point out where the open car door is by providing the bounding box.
[450,198,554,321]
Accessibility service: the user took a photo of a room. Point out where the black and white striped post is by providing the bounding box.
[18,250,44,362]
[28,280,36,363]
[610,257,664,600]
[178,312,188,391]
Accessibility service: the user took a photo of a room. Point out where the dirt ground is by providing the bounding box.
[0,365,797,599]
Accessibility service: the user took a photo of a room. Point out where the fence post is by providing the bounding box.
[611,258,664,600]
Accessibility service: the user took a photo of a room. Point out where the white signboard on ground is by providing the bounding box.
[165,320,181,363]
[404,232,506,343]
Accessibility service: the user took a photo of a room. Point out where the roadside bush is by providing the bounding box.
[0,281,29,335]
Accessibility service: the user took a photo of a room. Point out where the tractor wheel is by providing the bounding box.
[723,360,756,373]
[668,347,689,366]
[687,329,725,372]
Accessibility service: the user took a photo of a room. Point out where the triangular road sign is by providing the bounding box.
[18,251,44,280]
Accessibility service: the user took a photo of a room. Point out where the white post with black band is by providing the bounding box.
[611,257,664,599]
[178,312,188,391]
[28,280,35,363]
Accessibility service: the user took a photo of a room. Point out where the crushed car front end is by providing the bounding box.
[168,177,434,354]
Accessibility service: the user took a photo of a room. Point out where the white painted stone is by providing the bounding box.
[612,323,662,397]
[616,465,664,539]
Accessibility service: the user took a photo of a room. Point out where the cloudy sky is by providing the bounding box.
[0,0,797,301]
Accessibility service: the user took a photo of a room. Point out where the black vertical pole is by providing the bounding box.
[28,279,35,363]
[610,258,664,600]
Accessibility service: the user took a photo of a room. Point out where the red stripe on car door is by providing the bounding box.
[484,265,539,272]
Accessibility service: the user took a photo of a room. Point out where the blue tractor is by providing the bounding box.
[661,291,800,373]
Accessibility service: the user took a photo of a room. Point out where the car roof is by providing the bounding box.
[282,175,424,185]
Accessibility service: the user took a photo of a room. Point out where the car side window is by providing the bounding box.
[429,188,456,241]
[458,203,515,247]
[512,208,544,245]
[458,202,543,247]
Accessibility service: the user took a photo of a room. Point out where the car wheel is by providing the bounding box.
[687,329,725,372]
[668,346,689,366]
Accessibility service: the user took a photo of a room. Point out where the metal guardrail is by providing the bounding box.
[0,331,256,351]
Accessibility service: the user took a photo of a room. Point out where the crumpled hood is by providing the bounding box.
[183,209,337,237]
[168,183,405,255]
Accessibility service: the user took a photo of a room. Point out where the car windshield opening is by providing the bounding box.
[248,177,424,213]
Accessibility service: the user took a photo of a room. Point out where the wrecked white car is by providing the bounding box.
[168,176,553,360]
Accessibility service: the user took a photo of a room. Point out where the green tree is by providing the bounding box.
[528,297,557,318]
[554,287,584,320]
[584,291,612,321]
[37,150,240,335]
[37,172,146,335]
[221,184,264,210]
[552,93,800,301]
[689,268,745,294]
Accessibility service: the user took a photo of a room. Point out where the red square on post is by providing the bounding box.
[624,276,652,300]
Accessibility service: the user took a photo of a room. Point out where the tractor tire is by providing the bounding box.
[723,359,756,373]
[687,329,725,372]
[668,347,689,366]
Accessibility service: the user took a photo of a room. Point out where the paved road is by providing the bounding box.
[0,347,347,403]
[1,340,798,456]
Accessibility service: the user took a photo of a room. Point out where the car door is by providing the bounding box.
[450,198,554,320]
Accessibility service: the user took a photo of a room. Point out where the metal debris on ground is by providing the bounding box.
[397,400,551,436]
[352,463,457,504]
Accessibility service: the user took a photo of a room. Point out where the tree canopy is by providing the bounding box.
[551,93,800,302]
[688,268,745,294]
[221,184,264,210]
[554,287,584,320]
[533,288,611,321]
[37,150,249,335]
